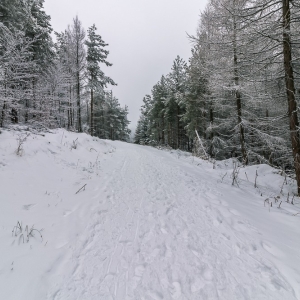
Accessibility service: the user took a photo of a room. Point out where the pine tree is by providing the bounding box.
[85,24,116,136]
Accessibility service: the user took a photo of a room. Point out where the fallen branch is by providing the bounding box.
[75,184,87,195]
[195,129,209,160]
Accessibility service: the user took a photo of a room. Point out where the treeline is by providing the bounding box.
[0,0,130,141]
[135,0,300,192]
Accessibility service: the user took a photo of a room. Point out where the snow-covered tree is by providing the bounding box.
[85,24,116,136]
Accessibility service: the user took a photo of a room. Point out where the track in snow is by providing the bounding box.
[49,142,297,300]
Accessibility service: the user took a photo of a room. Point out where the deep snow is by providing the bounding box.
[0,128,299,300]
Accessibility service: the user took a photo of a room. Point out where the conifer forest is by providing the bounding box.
[134,0,300,193]
[0,0,130,141]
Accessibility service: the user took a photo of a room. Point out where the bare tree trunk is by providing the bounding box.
[233,12,248,165]
[0,102,5,128]
[282,0,300,194]
[162,117,165,144]
[76,45,82,132]
[209,102,214,157]
[1,72,7,127]
[168,122,171,146]
[90,89,94,136]
[177,104,180,149]
[68,83,72,129]
[86,101,89,128]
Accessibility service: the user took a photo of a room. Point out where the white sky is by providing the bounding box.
[44,0,208,130]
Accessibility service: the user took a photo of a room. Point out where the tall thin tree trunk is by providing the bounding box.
[177,104,180,149]
[282,0,300,194]
[90,89,94,136]
[86,101,89,128]
[68,83,71,129]
[209,102,214,157]
[32,77,36,119]
[168,122,171,146]
[1,72,7,127]
[162,117,165,144]
[233,11,247,164]
[1,102,5,128]
[76,42,82,132]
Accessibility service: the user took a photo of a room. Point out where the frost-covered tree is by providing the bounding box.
[0,24,37,126]
[66,16,85,132]
[85,24,116,136]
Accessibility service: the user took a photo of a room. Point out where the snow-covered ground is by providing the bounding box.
[0,128,299,300]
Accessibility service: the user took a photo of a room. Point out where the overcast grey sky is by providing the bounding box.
[44,0,208,131]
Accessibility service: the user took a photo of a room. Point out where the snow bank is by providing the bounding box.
[0,128,115,299]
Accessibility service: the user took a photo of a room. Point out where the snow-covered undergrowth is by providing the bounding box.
[0,128,299,300]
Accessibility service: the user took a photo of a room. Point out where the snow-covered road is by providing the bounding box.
[1,130,299,300]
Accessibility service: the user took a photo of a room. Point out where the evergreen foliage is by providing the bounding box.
[135,0,300,191]
[0,7,130,142]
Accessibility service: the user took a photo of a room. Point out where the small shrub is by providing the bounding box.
[71,138,78,150]
[12,221,43,244]
[16,133,30,156]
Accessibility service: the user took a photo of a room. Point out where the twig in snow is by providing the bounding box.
[221,172,227,182]
[254,170,258,188]
[71,138,78,150]
[245,172,249,181]
[231,162,240,187]
[75,184,87,194]
[94,154,99,167]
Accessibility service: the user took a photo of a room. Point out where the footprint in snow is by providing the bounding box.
[169,282,182,299]
[229,209,240,216]
[262,241,285,258]
[191,277,205,293]
[202,266,214,281]
[160,227,168,234]
[22,204,36,210]
[131,265,146,289]
[63,210,72,217]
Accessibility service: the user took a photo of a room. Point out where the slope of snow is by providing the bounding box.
[0,128,299,300]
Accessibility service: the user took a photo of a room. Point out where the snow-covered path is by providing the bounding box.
[1,130,299,300]
[49,142,299,300]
